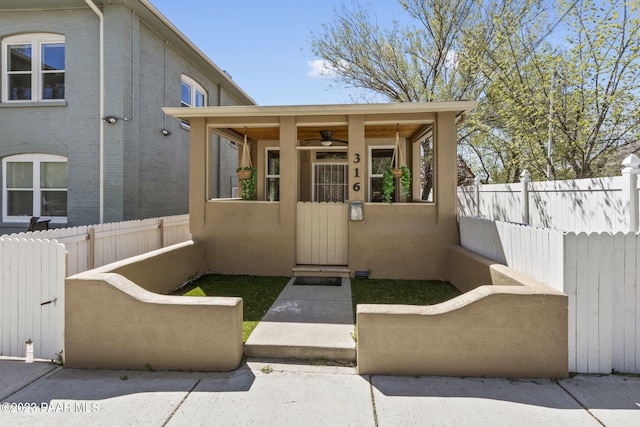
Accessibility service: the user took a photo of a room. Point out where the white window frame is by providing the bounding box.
[180,74,207,129]
[265,148,280,201]
[2,154,68,223]
[2,33,65,103]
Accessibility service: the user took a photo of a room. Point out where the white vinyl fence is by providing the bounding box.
[0,238,66,361]
[458,155,640,233]
[0,215,191,359]
[459,216,640,374]
[9,214,190,276]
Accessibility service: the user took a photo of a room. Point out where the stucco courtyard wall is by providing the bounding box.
[65,240,244,371]
[357,245,568,378]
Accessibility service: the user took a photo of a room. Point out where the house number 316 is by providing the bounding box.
[353,153,361,191]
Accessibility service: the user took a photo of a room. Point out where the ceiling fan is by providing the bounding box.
[303,130,348,146]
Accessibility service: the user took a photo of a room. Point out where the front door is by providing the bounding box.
[296,161,349,265]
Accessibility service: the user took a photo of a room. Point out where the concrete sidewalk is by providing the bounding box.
[1,359,640,426]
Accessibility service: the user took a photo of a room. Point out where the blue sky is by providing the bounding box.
[150,0,406,106]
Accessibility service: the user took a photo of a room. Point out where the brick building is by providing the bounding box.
[0,0,254,233]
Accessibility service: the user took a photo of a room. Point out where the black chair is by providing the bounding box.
[28,217,51,232]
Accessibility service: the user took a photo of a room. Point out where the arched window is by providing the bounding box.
[2,154,68,223]
[180,74,207,128]
[2,33,65,102]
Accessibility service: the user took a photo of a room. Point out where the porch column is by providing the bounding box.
[348,115,365,202]
[189,117,207,239]
[436,112,458,219]
[279,115,298,267]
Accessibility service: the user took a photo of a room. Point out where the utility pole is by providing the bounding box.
[547,70,555,181]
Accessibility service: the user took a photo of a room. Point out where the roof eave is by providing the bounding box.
[163,101,478,120]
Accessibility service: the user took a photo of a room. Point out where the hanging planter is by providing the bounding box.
[237,130,257,200]
[391,168,404,179]
[382,125,412,203]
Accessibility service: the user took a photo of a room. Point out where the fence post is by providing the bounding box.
[621,154,640,233]
[88,227,95,269]
[474,175,482,216]
[160,218,165,248]
[520,169,530,224]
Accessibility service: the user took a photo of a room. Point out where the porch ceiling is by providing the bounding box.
[230,124,424,142]
[163,101,477,142]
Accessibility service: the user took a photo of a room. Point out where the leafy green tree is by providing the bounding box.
[311,0,640,182]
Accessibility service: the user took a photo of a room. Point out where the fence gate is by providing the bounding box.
[0,238,65,360]
[296,202,348,265]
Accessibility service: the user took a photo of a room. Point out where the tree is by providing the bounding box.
[311,0,640,182]
[467,0,640,181]
[310,0,548,103]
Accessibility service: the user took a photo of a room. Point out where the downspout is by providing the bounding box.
[84,0,105,223]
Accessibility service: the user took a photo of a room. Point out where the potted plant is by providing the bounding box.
[382,165,411,204]
[238,167,257,200]
[236,131,256,200]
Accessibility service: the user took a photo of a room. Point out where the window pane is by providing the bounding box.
[267,150,280,175]
[41,162,67,188]
[41,43,65,70]
[7,190,33,216]
[266,178,279,201]
[370,177,395,203]
[420,138,434,201]
[195,90,205,107]
[181,81,191,106]
[8,74,32,100]
[41,191,67,216]
[9,44,32,71]
[371,149,393,174]
[42,73,65,99]
[6,162,33,188]
[316,152,347,160]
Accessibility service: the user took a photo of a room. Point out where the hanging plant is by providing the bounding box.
[238,167,257,200]
[382,167,395,204]
[237,129,256,200]
[382,124,412,203]
[400,165,411,198]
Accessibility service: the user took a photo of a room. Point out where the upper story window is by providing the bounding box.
[180,74,206,128]
[2,33,65,102]
[2,154,68,223]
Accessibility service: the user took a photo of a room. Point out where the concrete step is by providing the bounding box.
[243,323,356,363]
[292,265,350,278]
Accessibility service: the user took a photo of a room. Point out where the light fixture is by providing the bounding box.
[349,201,364,221]
[161,129,171,136]
[103,115,117,124]
[320,140,332,147]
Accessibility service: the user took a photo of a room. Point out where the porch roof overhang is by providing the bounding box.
[163,101,477,143]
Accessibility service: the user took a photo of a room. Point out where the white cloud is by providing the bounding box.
[307,59,338,79]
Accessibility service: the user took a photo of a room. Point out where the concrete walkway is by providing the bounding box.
[1,359,640,426]
[244,276,356,362]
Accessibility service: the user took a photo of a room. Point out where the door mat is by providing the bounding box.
[293,276,342,286]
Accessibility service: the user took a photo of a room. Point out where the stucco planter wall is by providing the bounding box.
[65,240,244,371]
[356,245,568,378]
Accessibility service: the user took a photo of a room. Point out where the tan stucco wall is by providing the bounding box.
[349,204,458,279]
[110,240,206,294]
[65,241,244,371]
[201,200,295,276]
[357,245,568,378]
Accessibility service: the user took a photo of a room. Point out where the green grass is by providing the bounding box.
[175,274,289,342]
[351,279,462,320]
[176,275,461,341]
